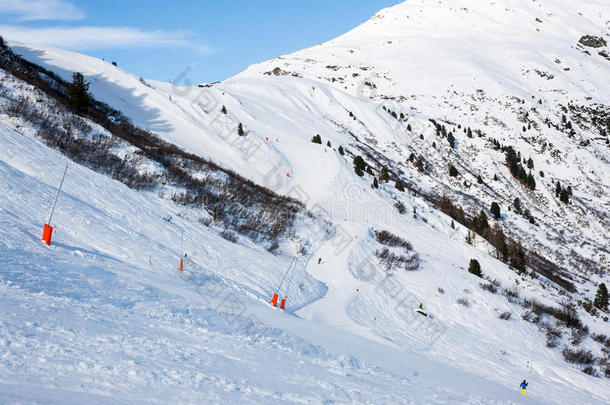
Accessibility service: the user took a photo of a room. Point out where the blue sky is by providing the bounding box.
[0,0,401,82]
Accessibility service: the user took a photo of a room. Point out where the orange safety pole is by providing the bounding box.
[270,293,278,307]
[42,164,68,245]
[179,258,183,271]
[280,297,286,310]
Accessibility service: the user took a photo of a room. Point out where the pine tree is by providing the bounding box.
[237,123,244,136]
[478,210,489,233]
[338,145,344,155]
[449,165,458,177]
[494,174,498,181]
[221,105,227,114]
[395,179,405,191]
[373,177,379,188]
[66,72,92,114]
[353,156,365,177]
[527,157,534,169]
[555,181,561,197]
[467,128,473,138]
[513,198,521,213]
[490,202,501,219]
[327,140,332,147]
[380,166,390,182]
[560,189,570,204]
[594,283,608,311]
[447,132,455,148]
[468,259,483,277]
[567,185,573,195]
[407,124,412,131]
[450,220,455,229]
[311,134,322,144]
[477,175,483,184]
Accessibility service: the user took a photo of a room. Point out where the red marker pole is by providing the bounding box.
[42,164,68,245]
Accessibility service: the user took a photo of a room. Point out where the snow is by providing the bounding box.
[1,0,610,403]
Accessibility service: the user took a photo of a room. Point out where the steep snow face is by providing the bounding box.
[2,0,610,402]
[240,0,610,102]
[235,0,610,278]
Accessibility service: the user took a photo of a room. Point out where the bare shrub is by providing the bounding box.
[457,297,470,307]
[499,311,512,320]
[480,282,498,294]
[375,247,420,272]
[220,229,238,243]
[267,240,279,253]
[502,286,520,303]
[542,324,562,348]
[562,348,594,365]
[374,230,412,250]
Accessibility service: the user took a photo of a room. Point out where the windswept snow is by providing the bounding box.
[1,0,610,403]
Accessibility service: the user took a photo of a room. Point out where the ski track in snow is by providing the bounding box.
[2,0,610,403]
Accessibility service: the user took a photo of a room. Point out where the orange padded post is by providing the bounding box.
[42,224,53,245]
[179,259,183,271]
[270,293,278,307]
[280,297,286,310]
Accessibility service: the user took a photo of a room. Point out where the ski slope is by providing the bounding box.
[2,0,610,403]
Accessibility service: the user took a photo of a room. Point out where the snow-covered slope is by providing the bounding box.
[1,0,610,403]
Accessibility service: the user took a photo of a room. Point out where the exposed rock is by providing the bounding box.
[578,35,607,48]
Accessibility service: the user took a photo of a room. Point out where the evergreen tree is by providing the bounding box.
[478,210,489,232]
[338,145,345,155]
[468,259,483,277]
[353,156,365,177]
[490,202,501,219]
[555,181,561,197]
[450,220,455,229]
[407,124,412,131]
[380,166,390,182]
[527,172,536,190]
[527,157,534,169]
[221,105,227,114]
[477,175,483,184]
[311,134,322,144]
[513,198,522,213]
[237,123,244,136]
[447,132,455,148]
[66,72,92,114]
[467,127,473,138]
[560,189,570,204]
[494,174,498,181]
[594,283,608,311]
[395,179,405,191]
[373,177,379,189]
[509,242,526,274]
[567,185,573,195]
[449,165,458,177]
[327,140,332,147]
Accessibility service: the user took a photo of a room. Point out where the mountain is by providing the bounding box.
[0,1,609,403]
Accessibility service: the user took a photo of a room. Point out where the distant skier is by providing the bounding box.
[318,258,322,264]
[520,380,528,396]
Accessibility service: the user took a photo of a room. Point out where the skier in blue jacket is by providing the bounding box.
[520,380,528,396]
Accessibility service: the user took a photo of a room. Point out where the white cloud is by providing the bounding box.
[0,25,213,54]
[0,0,85,21]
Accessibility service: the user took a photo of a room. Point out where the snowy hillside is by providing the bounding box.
[1,0,610,403]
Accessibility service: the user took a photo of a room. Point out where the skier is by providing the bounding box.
[520,380,528,396]
[318,258,322,264]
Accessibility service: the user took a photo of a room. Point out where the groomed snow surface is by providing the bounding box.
[2,0,610,403]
